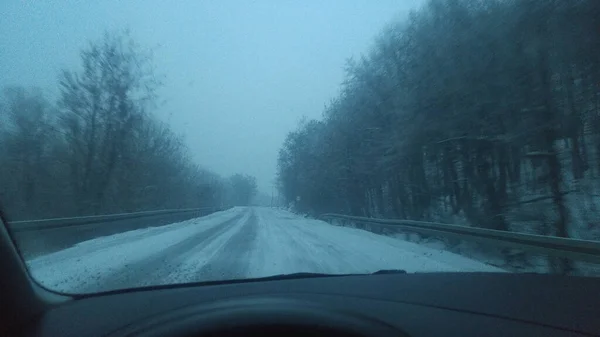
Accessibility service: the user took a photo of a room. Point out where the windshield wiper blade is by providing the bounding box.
[204,270,411,286]
[257,270,408,281]
[84,270,412,297]
[256,272,344,281]
[371,269,407,275]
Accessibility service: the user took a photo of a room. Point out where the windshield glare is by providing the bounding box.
[1,0,600,294]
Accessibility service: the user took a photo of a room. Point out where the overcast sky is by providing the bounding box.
[1,0,423,192]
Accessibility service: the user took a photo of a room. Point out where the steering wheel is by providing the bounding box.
[110,297,406,337]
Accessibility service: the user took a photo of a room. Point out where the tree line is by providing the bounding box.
[0,33,257,221]
[277,0,600,250]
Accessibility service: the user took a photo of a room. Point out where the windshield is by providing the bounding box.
[1,0,600,294]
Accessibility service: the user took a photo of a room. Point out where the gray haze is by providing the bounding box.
[1,0,422,192]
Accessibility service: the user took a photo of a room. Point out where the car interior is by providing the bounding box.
[2,216,599,337]
[2,1,600,336]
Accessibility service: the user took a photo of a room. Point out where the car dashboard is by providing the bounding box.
[15,273,600,337]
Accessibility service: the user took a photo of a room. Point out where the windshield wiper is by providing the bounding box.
[82,270,410,297]
[255,272,341,281]
[371,269,408,275]
[257,269,408,281]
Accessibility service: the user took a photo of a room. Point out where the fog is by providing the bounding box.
[0,0,422,192]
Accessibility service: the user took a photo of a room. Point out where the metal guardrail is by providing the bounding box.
[320,213,600,264]
[8,207,219,232]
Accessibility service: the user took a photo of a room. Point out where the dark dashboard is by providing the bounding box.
[17,273,600,337]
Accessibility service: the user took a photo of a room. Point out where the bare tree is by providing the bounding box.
[277,0,600,274]
[58,32,160,214]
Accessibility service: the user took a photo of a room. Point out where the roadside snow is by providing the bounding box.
[26,207,245,291]
[247,208,503,277]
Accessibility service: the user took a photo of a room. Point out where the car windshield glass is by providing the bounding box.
[1,0,600,294]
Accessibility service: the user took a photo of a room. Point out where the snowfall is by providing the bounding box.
[26,207,503,293]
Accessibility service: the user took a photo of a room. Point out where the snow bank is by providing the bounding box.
[26,207,245,291]
[247,208,503,277]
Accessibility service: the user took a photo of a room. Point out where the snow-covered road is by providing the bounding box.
[27,207,502,293]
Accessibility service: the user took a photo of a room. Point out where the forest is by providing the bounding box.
[277,0,600,251]
[0,33,257,221]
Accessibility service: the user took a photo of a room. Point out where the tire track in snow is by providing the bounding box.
[253,208,504,274]
[193,208,259,281]
[275,217,374,273]
[259,208,360,273]
[254,208,331,273]
[86,210,248,292]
